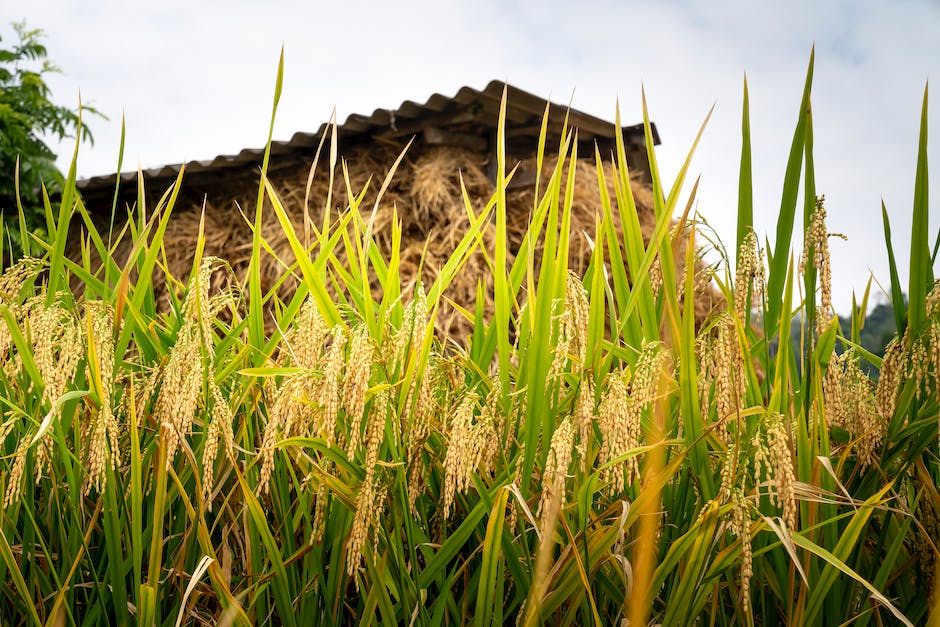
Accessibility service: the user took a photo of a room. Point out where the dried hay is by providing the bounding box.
[75,142,721,340]
[504,154,721,324]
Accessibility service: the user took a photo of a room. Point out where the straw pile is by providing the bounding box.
[82,142,722,340]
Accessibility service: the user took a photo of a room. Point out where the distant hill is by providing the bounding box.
[837,299,897,359]
[782,298,898,376]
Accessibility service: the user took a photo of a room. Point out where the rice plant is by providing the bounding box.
[0,52,938,626]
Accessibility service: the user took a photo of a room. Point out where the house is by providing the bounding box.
[73,81,703,337]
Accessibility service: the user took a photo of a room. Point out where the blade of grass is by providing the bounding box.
[493,84,511,397]
[248,47,285,348]
[793,521,912,626]
[881,200,907,333]
[45,97,83,301]
[908,83,931,333]
[0,526,42,625]
[737,74,753,255]
[105,113,127,289]
[234,467,298,627]
[474,486,510,627]
[766,49,814,334]
[14,157,29,257]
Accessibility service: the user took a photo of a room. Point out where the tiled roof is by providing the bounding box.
[77,80,659,194]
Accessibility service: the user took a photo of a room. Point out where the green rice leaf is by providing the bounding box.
[793,507,912,626]
[737,74,753,254]
[907,83,931,333]
[881,201,907,333]
[475,486,510,627]
[766,49,813,334]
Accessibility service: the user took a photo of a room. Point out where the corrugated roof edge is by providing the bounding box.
[77,80,660,193]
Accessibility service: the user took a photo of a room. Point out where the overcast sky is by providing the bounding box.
[4,0,940,313]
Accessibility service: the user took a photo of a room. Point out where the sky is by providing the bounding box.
[3,0,940,314]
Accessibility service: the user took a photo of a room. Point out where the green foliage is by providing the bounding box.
[0,52,937,626]
[0,21,99,255]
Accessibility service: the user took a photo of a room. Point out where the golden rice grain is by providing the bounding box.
[285,298,329,370]
[537,417,575,534]
[749,412,796,528]
[876,335,903,419]
[346,473,380,580]
[730,488,753,613]
[405,363,436,512]
[343,326,373,457]
[258,406,281,496]
[0,257,44,302]
[823,350,847,430]
[800,196,843,337]
[927,282,940,414]
[574,374,596,471]
[750,432,770,499]
[718,443,739,502]
[311,464,331,543]
[597,342,669,493]
[734,230,763,323]
[597,370,633,493]
[549,274,591,384]
[259,315,326,495]
[442,392,479,519]
[565,273,590,366]
[29,301,82,482]
[316,326,346,447]
[85,410,108,496]
[765,413,797,529]
[84,301,120,494]
[442,391,497,520]
[3,441,28,508]
[31,302,82,409]
[155,309,203,469]
[260,373,314,494]
[362,390,387,479]
[346,389,390,579]
[908,332,929,401]
[698,314,743,442]
[202,409,221,493]
[155,258,217,468]
[258,300,331,492]
[392,284,428,371]
[649,257,663,298]
[549,310,572,385]
[930,322,940,405]
[202,379,235,503]
[826,351,883,468]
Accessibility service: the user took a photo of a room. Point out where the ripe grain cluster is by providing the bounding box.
[0,57,937,626]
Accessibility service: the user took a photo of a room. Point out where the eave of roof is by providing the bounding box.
[76,80,660,194]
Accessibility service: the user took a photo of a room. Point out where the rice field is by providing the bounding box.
[0,55,938,625]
